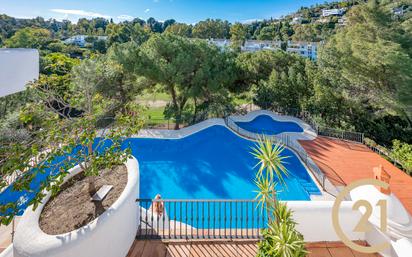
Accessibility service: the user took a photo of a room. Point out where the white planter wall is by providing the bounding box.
[13,157,139,257]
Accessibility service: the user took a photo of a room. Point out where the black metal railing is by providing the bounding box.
[136,199,267,240]
[269,107,365,144]
[364,140,410,174]
[224,116,327,191]
[317,127,364,143]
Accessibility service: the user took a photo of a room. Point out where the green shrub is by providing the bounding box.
[392,140,412,174]
[257,202,307,257]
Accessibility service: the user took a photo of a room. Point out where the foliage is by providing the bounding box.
[230,23,247,50]
[192,19,230,39]
[254,57,310,111]
[250,138,306,257]
[251,137,289,219]
[106,23,150,47]
[251,139,289,185]
[0,47,143,224]
[164,23,192,37]
[392,140,412,174]
[5,27,52,49]
[135,34,236,128]
[318,1,412,115]
[258,216,307,257]
[71,43,143,114]
[41,53,80,76]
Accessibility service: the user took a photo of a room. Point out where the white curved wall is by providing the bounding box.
[0,49,39,97]
[13,157,139,257]
[288,201,364,242]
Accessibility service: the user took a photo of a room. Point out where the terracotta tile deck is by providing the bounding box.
[299,136,412,214]
[126,240,380,257]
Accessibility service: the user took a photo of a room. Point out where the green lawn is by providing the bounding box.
[233,97,251,106]
[143,106,165,119]
[141,106,169,126]
[139,90,171,102]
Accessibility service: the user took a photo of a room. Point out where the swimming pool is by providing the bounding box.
[0,124,320,216]
[128,125,319,200]
[235,115,303,135]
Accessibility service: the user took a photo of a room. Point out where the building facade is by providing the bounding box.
[286,41,318,60]
[208,39,319,60]
[322,8,346,17]
[63,35,108,47]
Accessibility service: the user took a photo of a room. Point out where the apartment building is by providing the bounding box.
[322,8,346,17]
[208,39,318,60]
[63,35,108,47]
[207,39,282,52]
[286,41,318,60]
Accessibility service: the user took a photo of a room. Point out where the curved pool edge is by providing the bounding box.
[229,110,317,141]
[129,111,335,201]
[133,110,316,142]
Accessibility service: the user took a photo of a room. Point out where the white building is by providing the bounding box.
[63,35,108,47]
[242,40,282,52]
[291,16,303,25]
[207,39,230,48]
[393,7,405,16]
[322,8,346,17]
[208,39,282,52]
[286,41,318,60]
[0,49,39,97]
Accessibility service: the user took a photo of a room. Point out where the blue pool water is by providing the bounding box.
[127,125,319,200]
[235,115,303,135]
[0,124,320,218]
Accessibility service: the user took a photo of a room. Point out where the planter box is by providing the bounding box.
[13,157,139,257]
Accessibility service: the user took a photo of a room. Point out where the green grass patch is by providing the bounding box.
[142,106,169,125]
[139,91,171,102]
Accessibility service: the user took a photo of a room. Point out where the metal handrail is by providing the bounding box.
[270,107,365,143]
[136,198,266,240]
[224,116,327,191]
[138,199,259,202]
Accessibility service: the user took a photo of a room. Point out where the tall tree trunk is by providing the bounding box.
[88,176,97,196]
[192,97,198,124]
[174,110,181,130]
[169,86,180,130]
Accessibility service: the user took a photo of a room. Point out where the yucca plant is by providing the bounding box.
[251,136,289,217]
[251,137,307,257]
[257,210,307,257]
[251,137,289,189]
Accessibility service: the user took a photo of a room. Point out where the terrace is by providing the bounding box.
[1,109,411,257]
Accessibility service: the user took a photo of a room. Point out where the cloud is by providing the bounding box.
[144,9,150,13]
[117,14,134,21]
[50,9,110,19]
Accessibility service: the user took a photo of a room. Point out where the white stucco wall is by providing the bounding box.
[0,49,39,97]
[13,157,139,257]
[288,201,365,242]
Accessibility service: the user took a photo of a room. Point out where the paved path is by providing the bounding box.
[299,136,412,214]
[126,240,379,257]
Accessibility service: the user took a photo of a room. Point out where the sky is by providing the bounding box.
[0,0,331,24]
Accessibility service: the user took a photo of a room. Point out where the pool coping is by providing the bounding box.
[228,110,317,141]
